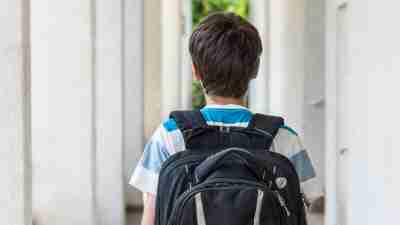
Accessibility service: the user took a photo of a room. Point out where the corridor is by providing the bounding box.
[2,0,400,225]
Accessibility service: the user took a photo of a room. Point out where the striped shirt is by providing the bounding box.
[130,104,317,196]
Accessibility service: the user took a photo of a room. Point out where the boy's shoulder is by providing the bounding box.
[154,114,305,170]
[278,125,298,136]
[159,113,300,140]
[275,125,301,146]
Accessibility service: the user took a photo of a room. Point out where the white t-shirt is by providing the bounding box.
[130,104,321,198]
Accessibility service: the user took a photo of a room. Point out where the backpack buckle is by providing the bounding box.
[219,126,230,133]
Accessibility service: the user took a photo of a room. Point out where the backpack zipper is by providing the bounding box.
[274,190,291,216]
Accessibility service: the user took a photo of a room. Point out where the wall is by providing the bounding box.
[325,0,400,224]
[346,1,400,224]
[0,0,31,224]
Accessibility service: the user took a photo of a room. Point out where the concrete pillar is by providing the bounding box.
[124,0,145,206]
[95,0,125,224]
[144,0,162,138]
[161,0,182,118]
[302,0,326,196]
[181,0,193,110]
[324,1,340,224]
[31,0,97,224]
[31,0,125,224]
[0,0,31,224]
[249,0,270,114]
[268,0,305,134]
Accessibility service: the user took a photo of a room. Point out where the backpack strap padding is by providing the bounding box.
[169,110,207,131]
[248,114,284,139]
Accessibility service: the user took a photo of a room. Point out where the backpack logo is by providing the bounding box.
[275,177,287,189]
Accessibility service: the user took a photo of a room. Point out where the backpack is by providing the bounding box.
[155,110,307,225]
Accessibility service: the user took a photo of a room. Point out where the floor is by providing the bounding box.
[308,212,324,225]
[127,210,142,225]
[126,211,323,225]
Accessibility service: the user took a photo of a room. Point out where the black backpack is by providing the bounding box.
[155,110,307,225]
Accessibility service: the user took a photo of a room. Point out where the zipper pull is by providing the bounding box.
[268,180,273,189]
[185,165,192,190]
[274,191,291,217]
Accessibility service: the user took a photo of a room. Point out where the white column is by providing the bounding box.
[324,2,337,224]
[95,0,125,224]
[31,0,96,224]
[161,0,182,118]
[124,0,145,206]
[249,0,270,114]
[0,0,31,224]
[268,0,305,134]
[181,0,193,110]
[302,0,326,197]
[144,0,162,138]
[32,0,127,224]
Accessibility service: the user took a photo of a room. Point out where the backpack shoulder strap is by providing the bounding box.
[248,114,284,139]
[169,110,207,131]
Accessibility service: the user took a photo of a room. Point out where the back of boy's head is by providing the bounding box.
[189,12,262,98]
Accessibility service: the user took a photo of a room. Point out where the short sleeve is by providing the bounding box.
[271,126,322,198]
[129,119,185,195]
[129,126,170,194]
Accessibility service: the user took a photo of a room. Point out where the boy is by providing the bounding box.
[130,12,318,225]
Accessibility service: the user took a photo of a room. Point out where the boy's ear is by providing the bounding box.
[192,64,201,81]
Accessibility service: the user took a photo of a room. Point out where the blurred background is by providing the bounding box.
[1,0,400,225]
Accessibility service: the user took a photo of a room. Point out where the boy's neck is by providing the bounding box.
[205,95,246,107]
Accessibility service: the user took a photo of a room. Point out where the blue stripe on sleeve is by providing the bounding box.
[140,140,171,173]
[163,119,178,132]
[289,150,316,182]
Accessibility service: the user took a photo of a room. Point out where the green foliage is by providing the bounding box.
[192,80,206,109]
[192,0,249,26]
[191,0,250,109]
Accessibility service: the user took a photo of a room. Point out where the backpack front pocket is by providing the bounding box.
[168,180,288,225]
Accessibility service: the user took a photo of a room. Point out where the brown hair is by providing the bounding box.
[189,12,262,98]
